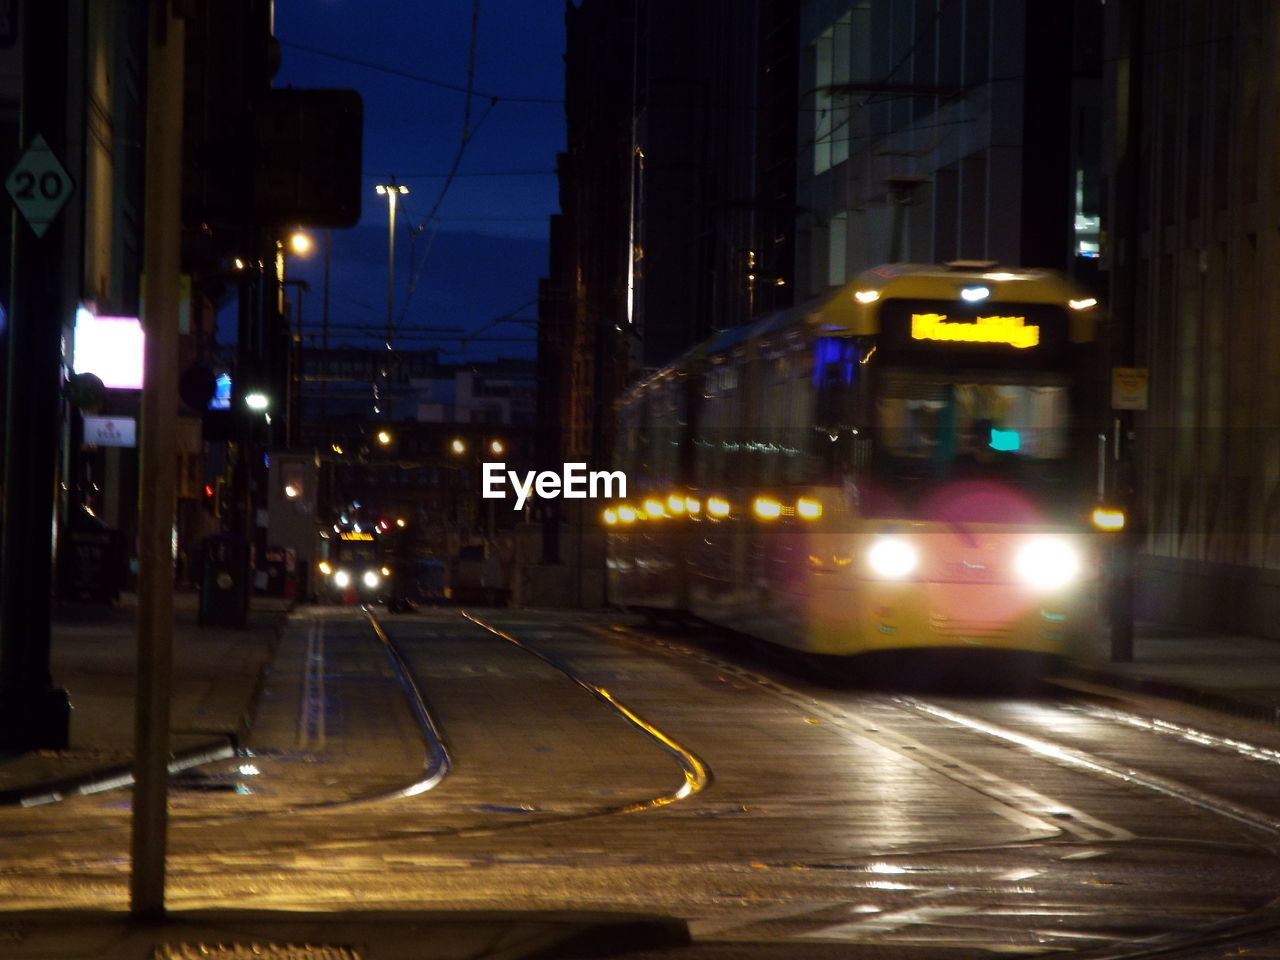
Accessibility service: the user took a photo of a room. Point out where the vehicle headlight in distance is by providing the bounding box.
[363,570,381,589]
[333,569,351,588]
[867,538,918,579]
[1014,538,1081,590]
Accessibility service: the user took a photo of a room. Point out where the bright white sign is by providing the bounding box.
[73,308,145,389]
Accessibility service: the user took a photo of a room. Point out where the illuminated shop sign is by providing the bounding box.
[910,312,1040,349]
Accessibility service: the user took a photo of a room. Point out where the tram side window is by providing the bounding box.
[811,337,867,483]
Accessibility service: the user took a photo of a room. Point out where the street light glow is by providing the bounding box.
[451,438,466,454]
[489,439,504,455]
[374,180,410,350]
[245,392,269,412]
[289,230,312,255]
[377,430,392,445]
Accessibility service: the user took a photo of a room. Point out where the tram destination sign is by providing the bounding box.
[879,299,1069,364]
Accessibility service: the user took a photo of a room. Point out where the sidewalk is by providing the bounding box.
[1065,621,1280,725]
[8,600,1280,803]
[0,591,289,805]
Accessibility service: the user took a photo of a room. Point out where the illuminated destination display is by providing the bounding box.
[910,312,1040,349]
[339,531,375,541]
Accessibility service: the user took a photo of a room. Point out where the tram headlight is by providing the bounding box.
[867,538,918,579]
[332,569,351,588]
[1014,538,1081,590]
[363,570,381,589]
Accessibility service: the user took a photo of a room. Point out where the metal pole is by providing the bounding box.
[386,181,396,348]
[321,228,330,428]
[130,0,184,919]
[0,0,74,751]
[1109,0,1144,663]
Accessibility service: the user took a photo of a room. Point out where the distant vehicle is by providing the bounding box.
[316,527,390,604]
[607,261,1111,677]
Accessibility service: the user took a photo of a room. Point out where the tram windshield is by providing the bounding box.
[869,371,1083,520]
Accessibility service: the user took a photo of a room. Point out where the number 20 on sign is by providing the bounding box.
[5,134,74,238]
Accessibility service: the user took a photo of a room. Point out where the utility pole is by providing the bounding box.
[1108,0,1145,663]
[0,0,75,751]
[130,0,184,919]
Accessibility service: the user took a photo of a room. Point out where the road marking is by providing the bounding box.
[298,619,327,748]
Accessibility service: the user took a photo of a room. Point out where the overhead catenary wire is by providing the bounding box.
[397,0,490,338]
[277,38,562,104]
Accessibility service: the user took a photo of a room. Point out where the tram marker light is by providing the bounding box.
[797,498,823,520]
[1092,507,1126,531]
[753,497,782,520]
[854,290,880,304]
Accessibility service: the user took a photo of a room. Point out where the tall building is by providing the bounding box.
[1105,0,1280,634]
[794,0,1103,294]
[536,0,797,604]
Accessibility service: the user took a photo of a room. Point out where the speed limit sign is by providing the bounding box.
[5,133,74,238]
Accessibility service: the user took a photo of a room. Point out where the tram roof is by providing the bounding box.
[621,263,1101,402]
[809,262,1101,339]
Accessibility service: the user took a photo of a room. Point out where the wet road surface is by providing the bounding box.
[3,606,1280,958]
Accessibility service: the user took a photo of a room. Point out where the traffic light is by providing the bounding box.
[203,478,226,517]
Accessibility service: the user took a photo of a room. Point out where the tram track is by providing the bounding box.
[588,621,1280,957]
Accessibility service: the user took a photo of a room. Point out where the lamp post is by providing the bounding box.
[374,179,409,349]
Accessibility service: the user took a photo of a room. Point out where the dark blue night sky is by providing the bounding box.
[269,0,566,361]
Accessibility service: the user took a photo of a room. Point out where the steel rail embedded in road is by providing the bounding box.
[459,610,712,810]
[599,620,1280,958]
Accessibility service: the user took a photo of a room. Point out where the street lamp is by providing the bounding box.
[373,179,409,348]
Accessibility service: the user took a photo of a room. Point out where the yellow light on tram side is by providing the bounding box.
[854,289,880,304]
[685,497,701,514]
[1069,297,1099,311]
[644,499,666,518]
[617,505,638,524]
[667,495,685,515]
[602,508,619,526]
[707,497,731,518]
[796,497,823,520]
[753,496,782,520]
[1092,507,1126,531]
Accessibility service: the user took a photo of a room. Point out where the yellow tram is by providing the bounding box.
[606,262,1109,671]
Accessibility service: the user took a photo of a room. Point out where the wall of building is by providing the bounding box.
[1106,0,1280,635]
[795,0,1095,295]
